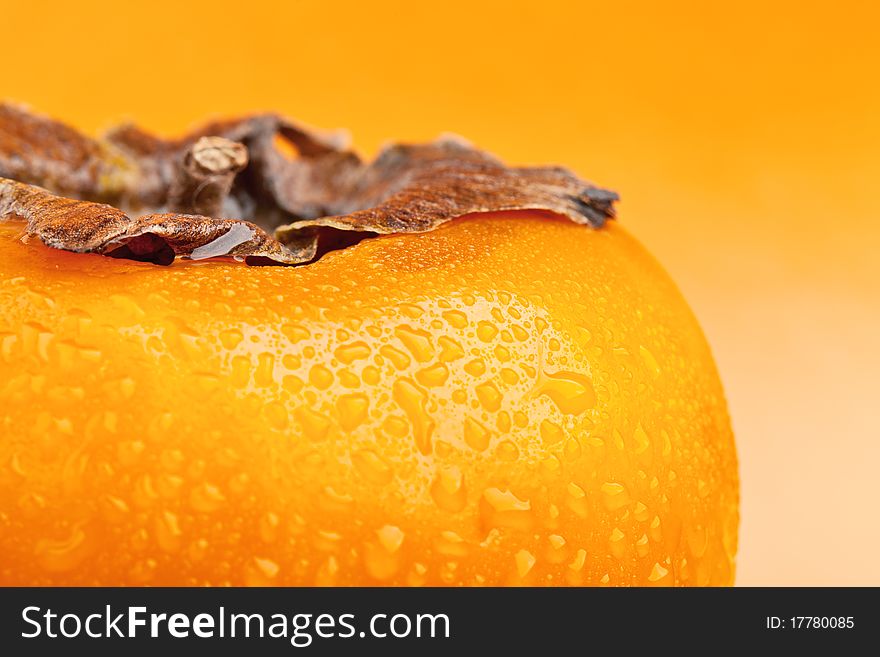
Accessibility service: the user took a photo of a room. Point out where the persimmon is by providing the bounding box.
[0,107,738,586]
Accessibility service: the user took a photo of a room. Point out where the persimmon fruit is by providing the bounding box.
[0,211,738,586]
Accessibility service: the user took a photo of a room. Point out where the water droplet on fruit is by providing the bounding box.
[495,440,519,461]
[34,524,93,573]
[352,449,393,485]
[109,294,146,322]
[398,303,424,319]
[569,548,587,572]
[245,557,280,586]
[496,411,511,433]
[309,364,334,390]
[430,465,467,512]
[442,310,468,329]
[463,416,492,451]
[376,525,405,553]
[259,401,286,430]
[231,355,251,388]
[515,549,536,578]
[464,358,486,377]
[315,556,340,586]
[335,341,371,364]
[639,345,661,379]
[609,527,627,560]
[600,482,630,511]
[293,406,331,441]
[336,393,369,431]
[566,482,588,518]
[476,321,498,342]
[416,362,449,387]
[259,512,281,543]
[380,345,411,370]
[475,381,502,412]
[539,419,565,445]
[392,378,434,455]
[633,422,651,460]
[532,370,596,415]
[437,336,465,362]
[280,323,310,343]
[190,483,226,513]
[364,527,404,581]
[362,365,381,385]
[512,324,529,341]
[155,510,183,553]
[647,561,671,585]
[480,488,533,531]
[394,325,434,362]
[219,328,243,350]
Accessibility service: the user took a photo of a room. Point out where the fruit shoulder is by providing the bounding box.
[0,212,738,585]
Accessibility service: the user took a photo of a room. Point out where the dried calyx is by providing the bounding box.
[0,104,618,266]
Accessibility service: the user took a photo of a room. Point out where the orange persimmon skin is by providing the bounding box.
[0,213,738,586]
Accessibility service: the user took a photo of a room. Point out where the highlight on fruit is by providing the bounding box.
[0,105,738,586]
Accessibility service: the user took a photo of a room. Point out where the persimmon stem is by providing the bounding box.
[168,136,248,217]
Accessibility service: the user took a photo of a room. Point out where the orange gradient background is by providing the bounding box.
[3,0,878,585]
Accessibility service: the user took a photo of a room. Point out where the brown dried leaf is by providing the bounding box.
[0,106,618,267]
[275,137,617,250]
[0,104,351,213]
[0,104,136,201]
[0,177,304,265]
